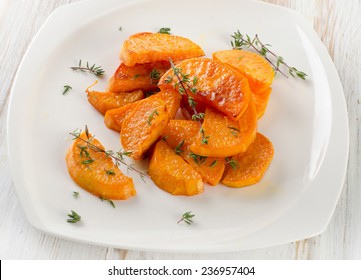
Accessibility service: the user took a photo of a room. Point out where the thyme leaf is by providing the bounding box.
[67,210,81,223]
[158,27,171,35]
[175,140,185,155]
[62,85,72,95]
[147,109,159,125]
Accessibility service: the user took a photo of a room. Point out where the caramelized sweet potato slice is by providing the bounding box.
[161,120,225,186]
[253,87,272,119]
[87,89,144,115]
[148,140,203,196]
[158,58,252,120]
[120,32,205,66]
[65,132,135,200]
[222,132,274,188]
[213,50,275,93]
[190,99,257,157]
[107,61,171,93]
[104,89,180,132]
[121,98,169,160]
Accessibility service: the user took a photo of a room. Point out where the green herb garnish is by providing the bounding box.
[158,27,171,34]
[147,110,159,125]
[70,59,105,76]
[62,85,72,95]
[231,31,307,79]
[225,157,240,170]
[67,210,81,223]
[178,211,195,225]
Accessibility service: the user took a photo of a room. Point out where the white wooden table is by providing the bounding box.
[1,0,360,259]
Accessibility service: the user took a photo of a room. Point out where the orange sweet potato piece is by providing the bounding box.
[104,89,180,132]
[253,87,272,119]
[161,120,225,186]
[120,98,169,160]
[65,132,136,200]
[87,89,144,115]
[222,132,274,188]
[120,32,205,66]
[104,102,135,132]
[155,88,182,119]
[190,99,257,158]
[148,140,203,196]
[213,50,275,93]
[107,61,171,93]
[158,58,252,120]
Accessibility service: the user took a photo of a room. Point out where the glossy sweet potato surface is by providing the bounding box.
[87,89,144,115]
[104,89,180,132]
[148,140,204,196]
[158,58,252,120]
[107,61,170,93]
[213,49,274,93]
[120,32,205,66]
[190,99,257,158]
[121,97,169,160]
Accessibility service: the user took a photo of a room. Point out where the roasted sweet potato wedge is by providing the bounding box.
[87,89,144,115]
[213,50,275,93]
[104,89,180,132]
[222,132,274,188]
[120,98,169,160]
[120,32,205,66]
[190,99,257,158]
[148,140,203,196]
[107,61,171,93]
[158,58,252,120]
[65,132,136,200]
[161,120,225,186]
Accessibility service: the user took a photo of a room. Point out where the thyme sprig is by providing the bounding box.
[62,85,72,95]
[67,210,81,223]
[71,59,105,77]
[177,211,195,225]
[167,59,209,145]
[69,128,148,182]
[231,31,307,79]
[189,152,207,165]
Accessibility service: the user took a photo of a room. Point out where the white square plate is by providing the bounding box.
[7,0,348,252]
